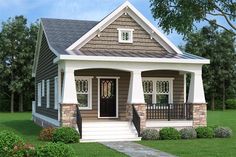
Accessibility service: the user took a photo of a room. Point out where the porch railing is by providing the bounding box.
[146,103,193,121]
[76,105,82,139]
[132,105,141,137]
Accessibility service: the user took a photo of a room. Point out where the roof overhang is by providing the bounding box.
[66,1,183,54]
[54,55,210,65]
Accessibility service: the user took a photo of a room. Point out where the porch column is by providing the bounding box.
[61,65,78,128]
[127,70,146,132]
[187,71,207,127]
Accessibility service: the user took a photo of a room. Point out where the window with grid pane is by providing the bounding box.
[75,77,92,109]
[142,78,173,104]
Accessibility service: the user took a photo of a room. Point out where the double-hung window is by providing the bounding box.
[75,76,92,110]
[46,80,50,108]
[142,78,173,104]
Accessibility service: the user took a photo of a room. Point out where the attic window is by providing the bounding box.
[117,28,134,43]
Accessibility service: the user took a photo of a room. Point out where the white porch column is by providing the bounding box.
[61,66,77,104]
[127,70,145,104]
[187,71,206,103]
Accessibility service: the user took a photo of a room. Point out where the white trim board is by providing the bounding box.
[33,112,60,127]
[97,77,119,118]
[54,55,210,64]
[66,1,183,54]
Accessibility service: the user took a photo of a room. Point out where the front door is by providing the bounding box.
[100,79,117,117]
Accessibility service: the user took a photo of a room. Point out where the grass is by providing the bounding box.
[138,110,236,157]
[0,112,127,157]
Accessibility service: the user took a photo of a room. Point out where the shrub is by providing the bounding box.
[195,127,214,138]
[226,99,236,109]
[159,127,180,140]
[141,129,159,140]
[214,126,232,138]
[52,127,79,144]
[180,128,197,139]
[12,143,35,157]
[39,127,56,141]
[0,130,24,156]
[36,142,76,157]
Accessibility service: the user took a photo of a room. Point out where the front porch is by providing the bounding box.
[58,59,207,141]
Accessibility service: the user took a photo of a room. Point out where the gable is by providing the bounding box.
[80,14,168,54]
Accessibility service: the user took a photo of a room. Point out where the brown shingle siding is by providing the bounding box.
[80,14,168,53]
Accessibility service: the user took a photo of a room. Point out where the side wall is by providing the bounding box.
[35,33,58,120]
[75,69,185,120]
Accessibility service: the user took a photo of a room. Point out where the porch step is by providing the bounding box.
[81,120,141,143]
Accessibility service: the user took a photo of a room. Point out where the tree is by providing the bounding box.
[150,0,236,35]
[0,16,38,112]
[184,25,236,110]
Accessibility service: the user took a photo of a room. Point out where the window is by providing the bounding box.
[54,77,58,109]
[117,28,134,43]
[37,83,41,107]
[142,78,173,104]
[46,80,50,108]
[75,77,92,110]
[42,80,45,97]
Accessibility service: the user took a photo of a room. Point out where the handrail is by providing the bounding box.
[146,103,193,120]
[76,105,82,139]
[132,105,141,137]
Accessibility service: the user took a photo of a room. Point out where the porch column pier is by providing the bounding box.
[61,66,78,128]
[187,71,207,127]
[127,70,146,132]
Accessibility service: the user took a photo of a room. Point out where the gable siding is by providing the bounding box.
[80,14,168,53]
[35,33,58,120]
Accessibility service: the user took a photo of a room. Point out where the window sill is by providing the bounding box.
[79,107,92,110]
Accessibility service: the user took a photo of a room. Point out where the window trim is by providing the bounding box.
[41,80,45,97]
[142,77,174,104]
[54,77,58,110]
[37,83,41,107]
[75,76,93,110]
[46,80,50,108]
[117,28,134,43]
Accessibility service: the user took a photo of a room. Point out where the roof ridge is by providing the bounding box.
[40,17,99,23]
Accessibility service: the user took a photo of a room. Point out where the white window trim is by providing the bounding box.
[97,76,119,118]
[117,28,134,43]
[46,80,50,108]
[54,77,58,110]
[142,77,174,107]
[42,80,45,97]
[37,83,41,107]
[75,76,93,110]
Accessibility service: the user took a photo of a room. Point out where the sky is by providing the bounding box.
[0,0,212,46]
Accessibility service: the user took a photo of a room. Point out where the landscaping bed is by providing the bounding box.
[138,110,236,157]
[0,113,127,157]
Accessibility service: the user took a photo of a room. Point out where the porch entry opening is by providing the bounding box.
[99,79,117,117]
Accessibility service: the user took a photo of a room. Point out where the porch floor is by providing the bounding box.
[146,120,193,130]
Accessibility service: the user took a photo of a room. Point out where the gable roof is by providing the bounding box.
[66,1,183,54]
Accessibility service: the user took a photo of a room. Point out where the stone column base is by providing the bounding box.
[193,103,207,127]
[60,103,78,128]
[132,103,147,132]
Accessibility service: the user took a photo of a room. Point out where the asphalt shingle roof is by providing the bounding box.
[41,18,207,60]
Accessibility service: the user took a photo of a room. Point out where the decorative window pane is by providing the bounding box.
[101,80,114,98]
[143,80,153,94]
[144,94,152,104]
[77,94,88,107]
[156,95,169,104]
[156,81,169,94]
[75,77,92,109]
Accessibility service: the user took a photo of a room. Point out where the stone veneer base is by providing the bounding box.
[60,103,78,128]
[193,103,207,127]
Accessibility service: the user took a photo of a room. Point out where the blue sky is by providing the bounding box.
[0,0,209,46]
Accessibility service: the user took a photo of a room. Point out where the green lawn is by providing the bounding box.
[138,110,236,157]
[0,112,127,157]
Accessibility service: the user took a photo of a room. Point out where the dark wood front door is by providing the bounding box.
[100,79,116,117]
